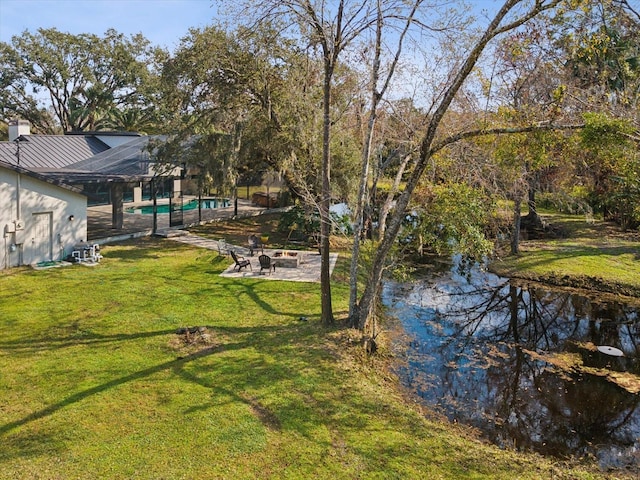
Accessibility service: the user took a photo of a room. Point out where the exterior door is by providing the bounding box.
[32,212,53,264]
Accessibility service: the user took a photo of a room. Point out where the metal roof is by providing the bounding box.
[63,136,160,176]
[0,134,169,184]
[0,142,18,165]
[0,135,110,169]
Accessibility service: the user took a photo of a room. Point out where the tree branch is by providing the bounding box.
[494,0,563,36]
[429,122,585,156]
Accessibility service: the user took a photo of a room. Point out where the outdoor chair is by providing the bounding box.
[217,239,229,257]
[230,250,252,271]
[258,254,275,275]
[248,234,260,256]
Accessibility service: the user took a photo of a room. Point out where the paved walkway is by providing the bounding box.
[167,233,337,283]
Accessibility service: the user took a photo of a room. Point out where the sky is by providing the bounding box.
[0,0,221,51]
[0,0,509,50]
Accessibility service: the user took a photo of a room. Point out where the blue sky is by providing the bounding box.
[0,0,220,51]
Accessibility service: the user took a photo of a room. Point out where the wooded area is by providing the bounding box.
[1,0,638,335]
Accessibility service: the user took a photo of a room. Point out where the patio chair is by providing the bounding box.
[259,254,275,275]
[248,234,260,256]
[230,250,252,271]
[217,239,229,256]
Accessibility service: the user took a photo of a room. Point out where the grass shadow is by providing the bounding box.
[0,345,226,437]
[0,329,179,353]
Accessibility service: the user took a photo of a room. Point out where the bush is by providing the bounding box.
[277,205,320,239]
[537,191,593,215]
[278,204,353,239]
[402,183,495,261]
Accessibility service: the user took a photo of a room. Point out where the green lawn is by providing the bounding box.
[0,237,613,479]
[491,213,640,297]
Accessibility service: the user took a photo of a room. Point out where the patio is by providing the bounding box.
[169,233,337,283]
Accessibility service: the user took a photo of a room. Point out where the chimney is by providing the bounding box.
[8,119,31,142]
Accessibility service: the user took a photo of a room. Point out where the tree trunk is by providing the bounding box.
[357,185,414,330]
[320,59,335,326]
[378,153,411,239]
[348,127,374,324]
[523,184,543,226]
[231,121,243,219]
[349,0,422,325]
[511,198,521,255]
[521,185,545,236]
[152,179,158,235]
[348,3,384,325]
[526,187,537,219]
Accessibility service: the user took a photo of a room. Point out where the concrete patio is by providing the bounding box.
[168,233,337,283]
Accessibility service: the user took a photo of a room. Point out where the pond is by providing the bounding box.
[384,260,640,472]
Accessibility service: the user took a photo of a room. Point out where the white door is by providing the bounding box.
[32,212,52,264]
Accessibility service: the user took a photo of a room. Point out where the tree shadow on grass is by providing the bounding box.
[0,321,315,438]
[0,329,179,353]
[166,331,431,467]
[168,322,370,433]
[217,281,296,317]
[0,344,228,438]
[178,269,320,319]
[0,320,446,477]
[0,428,66,464]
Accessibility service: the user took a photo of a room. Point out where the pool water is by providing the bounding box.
[125,198,229,214]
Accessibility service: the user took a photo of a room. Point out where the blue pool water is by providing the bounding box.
[125,198,230,214]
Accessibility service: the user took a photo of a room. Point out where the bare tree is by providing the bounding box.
[355,0,574,331]
[225,1,384,325]
[219,1,590,333]
[348,0,422,326]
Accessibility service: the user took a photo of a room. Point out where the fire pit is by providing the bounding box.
[273,251,301,268]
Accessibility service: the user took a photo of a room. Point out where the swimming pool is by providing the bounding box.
[125,198,230,214]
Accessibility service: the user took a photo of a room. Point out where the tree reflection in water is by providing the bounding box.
[384,263,640,472]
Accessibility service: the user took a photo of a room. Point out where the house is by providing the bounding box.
[0,159,87,269]
[0,121,181,269]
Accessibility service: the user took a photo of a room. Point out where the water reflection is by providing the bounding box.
[384,264,640,472]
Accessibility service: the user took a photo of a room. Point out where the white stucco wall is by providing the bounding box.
[1,166,87,269]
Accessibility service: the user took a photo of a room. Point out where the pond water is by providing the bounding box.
[384,261,640,472]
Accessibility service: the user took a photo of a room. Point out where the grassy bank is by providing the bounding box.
[0,237,621,479]
[490,213,640,299]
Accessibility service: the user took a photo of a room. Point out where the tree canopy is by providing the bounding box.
[0,28,165,133]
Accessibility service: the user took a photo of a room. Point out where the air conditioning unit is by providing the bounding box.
[14,219,25,230]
